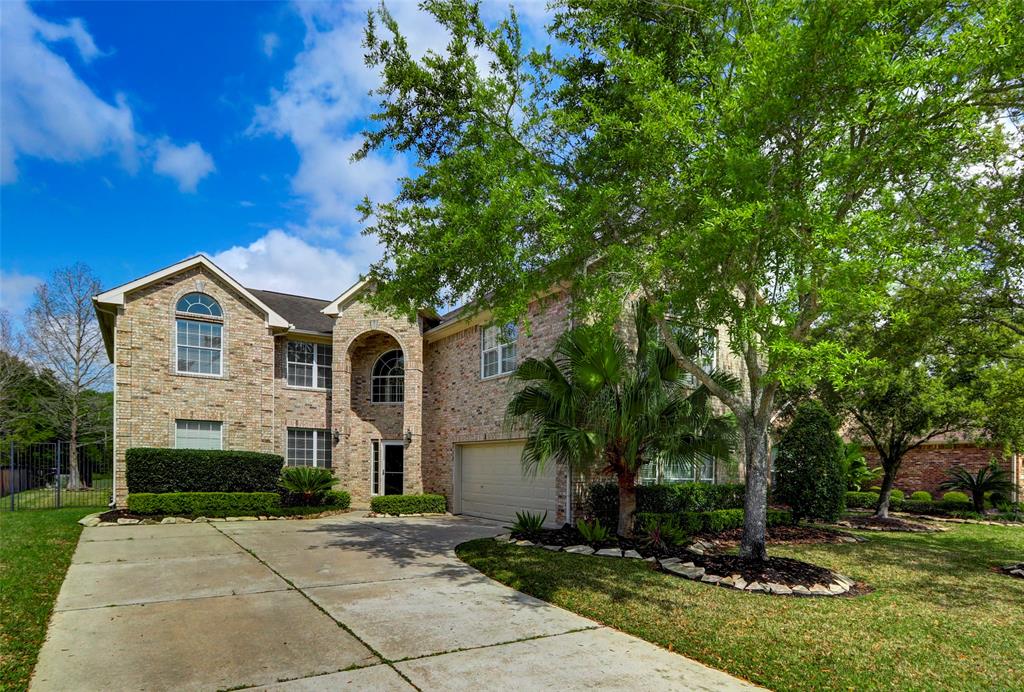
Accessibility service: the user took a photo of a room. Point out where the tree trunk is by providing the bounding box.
[739,416,771,561]
[67,407,83,490]
[972,492,985,513]
[616,471,637,537]
[874,456,900,518]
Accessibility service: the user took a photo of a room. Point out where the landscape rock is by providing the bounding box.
[514,539,535,546]
[745,582,763,592]
[494,533,512,543]
[809,584,831,596]
[97,521,118,526]
[720,576,735,587]
[732,578,748,590]
[701,574,722,584]
[542,545,562,551]
[564,545,594,555]
[79,516,101,527]
[192,517,209,523]
[659,557,681,567]
[765,583,793,595]
[623,550,643,559]
[595,548,622,557]
[828,583,847,594]
[791,585,811,595]
[117,518,140,525]
[160,517,178,524]
[686,546,705,556]
[1011,569,1024,577]
[664,564,705,579]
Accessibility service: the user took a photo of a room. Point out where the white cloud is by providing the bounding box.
[153,139,216,192]
[0,270,43,314]
[205,229,381,299]
[1,0,137,183]
[262,32,280,57]
[1,1,215,192]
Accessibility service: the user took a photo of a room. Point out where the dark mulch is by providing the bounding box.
[997,562,1024,579]
[708,524,861,546]
[692,553,840,587]
[839,515,939,533]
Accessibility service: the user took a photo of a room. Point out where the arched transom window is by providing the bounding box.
[371,349,404,403]
[176,292,223,317]
[175,292,223,375]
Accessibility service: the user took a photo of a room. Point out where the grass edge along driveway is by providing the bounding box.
[456,523,1024,692]
[0,507,100,691]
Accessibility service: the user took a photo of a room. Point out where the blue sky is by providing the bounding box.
[0,0,552,316]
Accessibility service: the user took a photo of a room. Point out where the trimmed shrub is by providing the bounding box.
[941,491,970,504]
[279,466,337,506]
[370,494,446,515]
[585,480,746,525]
[844,491,880,509]
[910,491,932,502]
[128,492,280,516]
[635,508,792,535]
[126,448,283,493]
[324,490,351,508]
[889,489,905,504]
[901,499,934,513]
[773,401,846,523]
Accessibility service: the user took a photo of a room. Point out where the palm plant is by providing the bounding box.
[506,301,737,536]
[939,465,1014,512]
[279,466,336,506]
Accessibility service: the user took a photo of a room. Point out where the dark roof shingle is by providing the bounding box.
[247,288,334,335]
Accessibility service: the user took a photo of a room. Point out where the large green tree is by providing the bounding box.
[357,0,1023,559]
[506,302,737,535]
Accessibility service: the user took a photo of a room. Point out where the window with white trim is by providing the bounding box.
[286,341,332,389]
[480,323,517,379]
[639,454,716,485]
[175,293,223,376]
[175,420,222,450]
[371,350,404,403]
[286,428,332,467]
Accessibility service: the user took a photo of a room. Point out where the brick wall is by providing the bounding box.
[331,299,424,507]
[113,266,277,506]
[273,335,332,460]
[862,442,1018,498]
[422,292,572,521]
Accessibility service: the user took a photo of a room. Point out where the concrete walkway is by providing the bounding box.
[32,513,759,691]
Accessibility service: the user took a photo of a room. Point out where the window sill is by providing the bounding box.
[480,371,514,382]
[369,400,404,406]
[284,385,331,393]
[174,370,226,380]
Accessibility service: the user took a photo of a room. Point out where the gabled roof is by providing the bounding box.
[248,289,333,335]
[321,278,372,317]
[93,255,291,329]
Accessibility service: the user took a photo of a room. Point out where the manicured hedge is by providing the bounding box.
[370,494,446,515]
[126,448,284,493]
[635,508,792,535]
[586,481,746,526]
[844,491,880,509]
[324,490,351,509]
[910,491,933,502]
[942,491,970,504]
[128,492,281,516]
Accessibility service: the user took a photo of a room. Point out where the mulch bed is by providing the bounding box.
[838,515,941,533]
[691,553,840,587]
[708,524,863,546]
[997,562,1024,579]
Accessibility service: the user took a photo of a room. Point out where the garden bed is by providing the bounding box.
[708,524,865,546]
[998,562,1024,579]
[837,515,942,533]
[86,506,350,525]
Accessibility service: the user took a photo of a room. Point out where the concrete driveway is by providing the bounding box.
[32,513,757,691]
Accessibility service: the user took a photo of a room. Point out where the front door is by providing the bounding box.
[383,442,404,495]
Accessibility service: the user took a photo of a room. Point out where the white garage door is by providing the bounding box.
[459,441,560,527]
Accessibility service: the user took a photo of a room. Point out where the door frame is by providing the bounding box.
[371,439,405,496]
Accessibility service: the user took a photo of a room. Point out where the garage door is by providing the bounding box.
[459,441,560,527]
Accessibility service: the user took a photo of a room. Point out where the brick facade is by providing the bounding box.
[862,442,1021,499]
[104,260,750,519]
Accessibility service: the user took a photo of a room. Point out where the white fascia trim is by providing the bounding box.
[321,278,371,316]
[93,254,290,329]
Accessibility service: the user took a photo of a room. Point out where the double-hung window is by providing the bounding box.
[678,327,717,387]
[286,428,332,467]
[175,292,223,376]
[286,341,332,389]
[639,453,716,485]
[480,323,517,379]
[175,420,223,450]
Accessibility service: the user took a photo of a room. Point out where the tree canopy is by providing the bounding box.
[358,0,1024,558]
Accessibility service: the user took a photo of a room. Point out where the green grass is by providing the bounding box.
[0,507,101,690]
[457,524,1024,691]
[0,477,112,511]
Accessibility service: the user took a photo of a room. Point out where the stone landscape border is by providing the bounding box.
[1000,562,1024,579]
[493,533,857,597]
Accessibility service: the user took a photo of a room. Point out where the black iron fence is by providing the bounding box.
[1,441,113,510]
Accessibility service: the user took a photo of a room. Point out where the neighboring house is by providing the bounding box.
[859,436,1022,502]
[93,255,743,525]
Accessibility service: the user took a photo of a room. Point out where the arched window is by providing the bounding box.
[371,349,404,403]
[176,292,223,317]
[175,292,223,375]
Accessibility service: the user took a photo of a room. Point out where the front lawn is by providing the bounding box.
[457,524,1024,691]
[0,508,99,690]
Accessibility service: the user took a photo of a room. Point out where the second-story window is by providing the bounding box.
[371,349,404,403]
[287,341,332,389]
[481,323,517,379]
[176,292,223,376]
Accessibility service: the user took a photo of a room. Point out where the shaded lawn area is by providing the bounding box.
[457,524,1024,691]
[0,507,100,690]
[0,477,112,511]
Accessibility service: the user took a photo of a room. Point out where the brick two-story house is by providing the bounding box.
[93,255,739,524]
